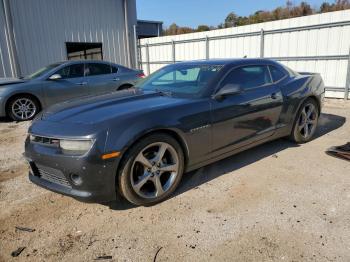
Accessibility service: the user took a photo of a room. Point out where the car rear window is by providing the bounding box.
[86,63,112,76]
[269,65,287,82]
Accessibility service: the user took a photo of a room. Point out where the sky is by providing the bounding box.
[137,0,333,28]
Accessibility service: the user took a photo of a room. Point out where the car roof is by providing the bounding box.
[55,60,118,66]
[175,58,281,67]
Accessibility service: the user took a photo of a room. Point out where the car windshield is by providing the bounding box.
[24,63,63,79]
[136,64,223,97]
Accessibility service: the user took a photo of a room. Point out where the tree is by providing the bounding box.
[300,2,313,15]
[320,2,332,12]
[236,16,249,26]
[196,25,210,32]
[286,0,293,10]
[334,0,350,10]
[165,23,179,35]
[164,0,350,36]
[272,7,284,20]
[224,12,239,27]
[177,27,194,35]
[319,0,350,13]
[163,23,196,36]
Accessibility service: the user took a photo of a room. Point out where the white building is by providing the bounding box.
[139,10,350,99]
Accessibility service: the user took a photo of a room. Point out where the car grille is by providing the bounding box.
[38,168,72,188]
[30,162,72,189]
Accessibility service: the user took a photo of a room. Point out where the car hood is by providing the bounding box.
[0,77,27,86]
[41,89,189,124]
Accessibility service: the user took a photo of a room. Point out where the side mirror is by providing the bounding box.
[213,84,242,100]
[49,74,62,80]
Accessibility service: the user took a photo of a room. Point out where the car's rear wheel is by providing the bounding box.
[290,98,319,143]
[118,133,184,206]
[7,95,40,121]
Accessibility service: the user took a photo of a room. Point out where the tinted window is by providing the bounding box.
[86,63,111,76]
[56,64,85,79]
[221,65,272,90]
[111,66,118,74]
[269,65,286,82]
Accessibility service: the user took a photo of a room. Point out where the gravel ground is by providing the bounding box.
[0,99,349,262]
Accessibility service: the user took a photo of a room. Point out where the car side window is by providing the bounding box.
[55,64,85,79]
[111,66,118,74]
[269,65,286,82]
[86,63,112,76]
[221,65,272,90]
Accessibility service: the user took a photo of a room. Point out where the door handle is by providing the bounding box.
[112,78,120,81]
[76,82,87,86]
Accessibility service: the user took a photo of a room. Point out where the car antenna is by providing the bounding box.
[243,55,247,58]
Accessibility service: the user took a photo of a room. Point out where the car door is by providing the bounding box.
[210,65,284,156]
[44,63,89,105]
[85,62,121,95]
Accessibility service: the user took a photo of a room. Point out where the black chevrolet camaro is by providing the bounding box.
[25,59,325,206]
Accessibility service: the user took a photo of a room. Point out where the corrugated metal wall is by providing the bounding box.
[0,0,137,78]
[139,10,350,99]
[0,1,14,77]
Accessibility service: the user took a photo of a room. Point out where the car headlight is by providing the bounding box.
[59,139,93,154]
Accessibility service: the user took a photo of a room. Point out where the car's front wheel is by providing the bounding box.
[290,98,319,143]
[8,95,40,121]
[118,133,184,206]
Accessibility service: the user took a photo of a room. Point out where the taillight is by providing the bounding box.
[137,73,145,78]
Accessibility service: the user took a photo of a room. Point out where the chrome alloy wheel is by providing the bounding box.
[131,142,179,199]
[11,98,37,120]
[298,103,317,139]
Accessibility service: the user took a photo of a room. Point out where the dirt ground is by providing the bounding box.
[0,99,349,262]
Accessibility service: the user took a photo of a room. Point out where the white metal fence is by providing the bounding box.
[138,10,350,99]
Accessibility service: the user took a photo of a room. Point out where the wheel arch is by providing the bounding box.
[308,95,321,116]
[297,95,321,117]
[120,128,189,168]
[5,92,42,116]
[289,95,321,135]
[115,128,189,195]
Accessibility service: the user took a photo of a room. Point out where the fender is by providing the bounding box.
[105,118,189,157]
[4,91,44,111]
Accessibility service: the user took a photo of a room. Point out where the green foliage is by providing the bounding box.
[197,25,210,32]
[163,0,350,36]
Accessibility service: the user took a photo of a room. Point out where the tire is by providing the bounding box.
[290,98,319,143]
[7,95,40,121]
[118,133,185,206]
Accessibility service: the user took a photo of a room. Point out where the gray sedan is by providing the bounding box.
[0,60,144,121]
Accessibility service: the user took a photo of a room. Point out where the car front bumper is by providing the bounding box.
[24,136,120,203]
